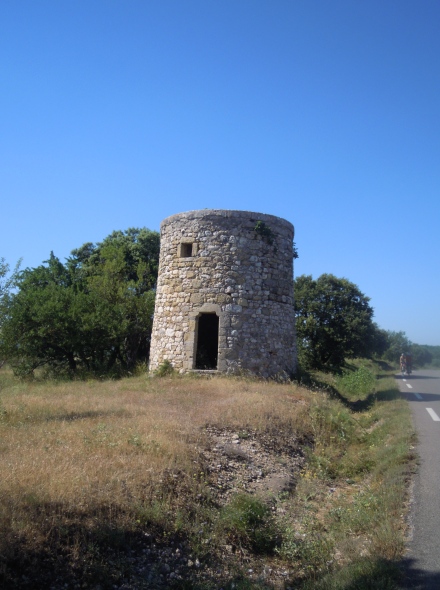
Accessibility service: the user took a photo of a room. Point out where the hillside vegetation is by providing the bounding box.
[0,362,414,589]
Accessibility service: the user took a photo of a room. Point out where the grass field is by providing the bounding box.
[0,361,415,589]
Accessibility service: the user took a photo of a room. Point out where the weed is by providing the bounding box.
[218,493,279,554]
[277,520,333,575]
[337,366,376,399]
[254,221,275,246]
[300,557,401,589]
[154,359,175,377]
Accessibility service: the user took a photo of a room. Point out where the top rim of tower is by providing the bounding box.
[160,209,294,232]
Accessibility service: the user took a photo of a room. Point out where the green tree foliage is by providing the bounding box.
[68,227,160,290]
[381,331,412,365]
[411,343,434,367]
[294,274,383,370]
[0,229,159,377]
[425,345,440,368]
[0,258,22,367]
[368,323,389,358]
[0,258,21,315]
[381,331,439,368]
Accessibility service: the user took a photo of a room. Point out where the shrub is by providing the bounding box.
[154,359,175,377]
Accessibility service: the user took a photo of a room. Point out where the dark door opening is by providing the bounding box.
[195,314,219,370]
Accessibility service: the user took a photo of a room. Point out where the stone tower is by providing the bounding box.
[149,209,296,378]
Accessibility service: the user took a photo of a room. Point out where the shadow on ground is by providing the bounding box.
[0,497,278,590]
[398,374,440,380]
[302,375,401,413]
[398,557,440,590]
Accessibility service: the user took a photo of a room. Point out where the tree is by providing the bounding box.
[0,257,21,312]
[80,240,157,371]
[366,322,389,358]
[0,257,21,367]
[0,229,160,377]
[68,227,160,290]
[381,332,436,368]
[381,331,412,366]
[425,345,440,368]
[294,274,379,370]
[411,343,433,368]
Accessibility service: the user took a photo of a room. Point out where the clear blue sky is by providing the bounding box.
[1,1,439,346]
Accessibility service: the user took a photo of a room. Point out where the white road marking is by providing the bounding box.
[426,408,440,422]
[403,379,407,382]
[414,393,423,400]
[406,383,413,389]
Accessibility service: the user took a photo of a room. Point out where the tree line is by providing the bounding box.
[0,227,436,377]
[0,228,159,377]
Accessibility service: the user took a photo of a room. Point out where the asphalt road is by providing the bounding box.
[397,369,440,589]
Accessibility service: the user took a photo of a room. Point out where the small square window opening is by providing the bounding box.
[180,243,193,257]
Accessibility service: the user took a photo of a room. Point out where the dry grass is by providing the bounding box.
[0,364,414,589]
[0,371,310,588]
[0,374,308,506]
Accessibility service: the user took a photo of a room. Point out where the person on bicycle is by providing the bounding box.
[400,353,407,374]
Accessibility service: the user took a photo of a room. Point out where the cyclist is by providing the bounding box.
[400,353,407,374]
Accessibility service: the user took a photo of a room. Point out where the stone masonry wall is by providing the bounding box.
[149,209,296,378]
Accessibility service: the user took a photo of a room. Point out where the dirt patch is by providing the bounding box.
[200,425,306,504]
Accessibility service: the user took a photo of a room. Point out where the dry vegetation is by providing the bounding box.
[0,363,415,589]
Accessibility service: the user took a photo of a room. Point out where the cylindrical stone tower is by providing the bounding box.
[149,209,296,378]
